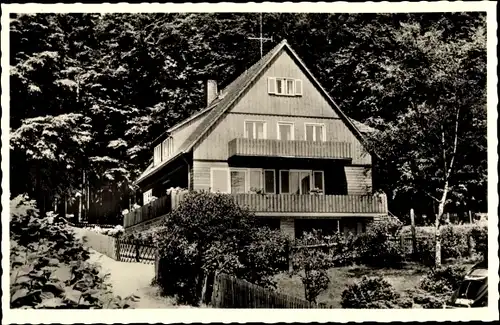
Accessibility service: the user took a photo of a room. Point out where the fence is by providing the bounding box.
[73,227,156,264]
[210,273,330,308]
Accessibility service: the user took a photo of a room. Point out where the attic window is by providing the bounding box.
[268,77,303,96]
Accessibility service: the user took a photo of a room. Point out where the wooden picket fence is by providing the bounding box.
[210,273,330,308]
[73,227,156,265]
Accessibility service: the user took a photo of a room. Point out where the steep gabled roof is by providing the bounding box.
[135,40,372,185]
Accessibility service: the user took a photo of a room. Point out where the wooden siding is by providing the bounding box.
[231,51,339,118]
[232,193,387,214]
[345,166,372,195]
[194,113,370,164]
[228,138,352,160]
[192,160,229,191]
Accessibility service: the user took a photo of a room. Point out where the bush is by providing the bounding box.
[419,264,467,294]
[10,195,137,309]
[155,191,290,306]
[355,218,405,267]
[469,224,487,256]
[341,276,410,308]
[292,230,335,303]
[440,225,470,260]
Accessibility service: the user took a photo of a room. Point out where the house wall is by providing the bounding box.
[231,51,339,118]
[194,113,370,165]
[345,166,373,195]
[192,160,229,191]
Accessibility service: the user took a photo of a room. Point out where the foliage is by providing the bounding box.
[10,195,138,309]
[9,13,487,225]
[469,224,488,256]
[419,264,467,294]
[409,264,467,308]
[341,276,410,309]
[154,191,290,306]
[292,230,336,303]
[355,218,405,267]
[83,225,124,238]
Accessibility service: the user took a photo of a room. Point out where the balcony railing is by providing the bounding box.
[124,192,388,229]
[232,193,388,215]
[228,138,352,160]
[123,195,172,228]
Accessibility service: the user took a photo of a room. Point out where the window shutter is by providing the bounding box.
[295,79,303,96]
[268,77,276,94]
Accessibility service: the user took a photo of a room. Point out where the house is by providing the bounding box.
[129,39,388,239]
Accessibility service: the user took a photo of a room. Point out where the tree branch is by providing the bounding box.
[445,107,460,181]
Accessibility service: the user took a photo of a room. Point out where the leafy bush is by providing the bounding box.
[469,224,487,256]
[355,218,405,267]
[341,276,410,308]
[292,230,335,303]
[440,225,470,260]
[83,225,124,238]
[155,191,290,306]
[419,264,467,294]
[409,264,467,308]
[10,195,138,309]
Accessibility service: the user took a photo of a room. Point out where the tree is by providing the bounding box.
[367,16,486,266]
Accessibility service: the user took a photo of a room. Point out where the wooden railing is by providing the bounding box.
[123,195,171,228]
[232,193,388,214]
[124,191,387,228]
[228,138,352,160]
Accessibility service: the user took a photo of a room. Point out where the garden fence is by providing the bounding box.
[210,273,330,308]
[72,227,157,265]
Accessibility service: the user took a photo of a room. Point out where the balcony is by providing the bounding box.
[124,192,388,229]
[228,138,352,160]
[232,193,388,216]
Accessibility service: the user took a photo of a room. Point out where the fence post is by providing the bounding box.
[135,241,140,262]
[410,209,417,257]
[116,238,121,262]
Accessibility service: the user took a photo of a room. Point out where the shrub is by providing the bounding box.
[155,191,290,306]
[292,230,335,304]
[355,218,405,267]
[341,276,410,308]
[10,195,138,309]
[409,264,468,308]
[419,264,467,294]
[440,225,470,260]
[469,224,487,256]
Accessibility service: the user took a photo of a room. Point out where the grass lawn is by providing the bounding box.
[274,263,428,308]
[275,262,477,308]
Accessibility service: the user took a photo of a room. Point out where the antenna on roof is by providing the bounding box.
[248,13,273,58]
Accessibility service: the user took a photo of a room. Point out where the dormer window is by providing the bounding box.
[268,77,303,96]
[153,144,162,166]
[162,137,174,161]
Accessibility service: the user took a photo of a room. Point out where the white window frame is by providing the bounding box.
[277,122,295,141]
[249,168,264,193]
[143,189,153,205]
[229,168,249,193]
[153,144,162,166]
[312,170,325,194]
[263,169,276,194]
[210,167,231,193]
[279,169,324,195]
[304,123,326,142]
[244,120,267,140]
[268,77,302,96]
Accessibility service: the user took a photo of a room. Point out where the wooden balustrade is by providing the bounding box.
[124,191,387,228]
[232,193,388,214]
[228,138,352,159]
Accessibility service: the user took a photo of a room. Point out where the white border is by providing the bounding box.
[1,2,498,323]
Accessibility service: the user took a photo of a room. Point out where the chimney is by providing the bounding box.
[205,79,218,106]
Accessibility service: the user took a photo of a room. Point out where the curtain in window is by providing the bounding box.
[231,170,246,193]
